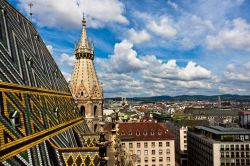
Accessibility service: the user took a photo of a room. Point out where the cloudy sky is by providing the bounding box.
[10,0,250,97]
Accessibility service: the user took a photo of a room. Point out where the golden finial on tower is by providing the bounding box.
[82,12,86,27]
[28,2,33,21]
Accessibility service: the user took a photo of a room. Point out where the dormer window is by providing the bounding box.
[9,111,21,128]
[54,107,59,118]
[143,131,147,135]
[158,131,162,135]
[129,131,132,135]
[151,131,154,135]
[136,131,140,136]
[121,131,125,135]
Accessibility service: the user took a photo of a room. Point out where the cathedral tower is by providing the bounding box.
[70,15,103,131]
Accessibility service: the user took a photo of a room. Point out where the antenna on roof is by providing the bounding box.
[28,2,33,22]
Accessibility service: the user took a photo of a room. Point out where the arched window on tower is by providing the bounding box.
[80,106,85,117]
[94,105,97,117]
[94,124,98,132]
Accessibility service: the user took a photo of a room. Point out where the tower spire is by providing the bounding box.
[75,13,94,59]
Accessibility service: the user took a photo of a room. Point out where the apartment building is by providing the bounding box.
[188,125,250,166]
[166,120,208,166]
[119,122,175,166]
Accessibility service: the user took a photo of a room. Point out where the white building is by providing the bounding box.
[119,122,175,166]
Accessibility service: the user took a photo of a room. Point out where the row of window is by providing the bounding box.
[220,144,250,150]
[121,130,164,136]
[221,151,250,158]
[137,156,171,163]
[137,164,170,166]
[136,149,171,156]
[127,141,170,148]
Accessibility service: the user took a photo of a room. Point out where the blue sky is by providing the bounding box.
[10,0,250,97]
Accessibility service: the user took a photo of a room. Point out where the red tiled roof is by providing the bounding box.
[119,122,175,141]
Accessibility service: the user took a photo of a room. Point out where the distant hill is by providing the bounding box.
[105,94,250,102]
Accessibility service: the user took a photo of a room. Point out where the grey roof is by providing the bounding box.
[188,108,239,116]
[196,126,250,135]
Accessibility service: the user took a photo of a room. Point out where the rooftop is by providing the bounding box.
[195,125,250,135]
[119,122,175,141]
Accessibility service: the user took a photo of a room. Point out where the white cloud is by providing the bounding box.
[206,18,250,51]
[244,61,250,70]
[62,71,71,82]
[224,63,250,82]
[219,86,246,94]
[167,0,178,10]
[97,40,145,73]
[127,28,151,44]
[18,0,128,29]
[96,40,213,96]
[60,53,75,66]
[148,17,177,39]
[46,45,53,54]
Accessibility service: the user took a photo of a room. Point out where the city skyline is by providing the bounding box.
[10,0,250,97]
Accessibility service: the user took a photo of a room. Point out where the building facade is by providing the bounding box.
[70,16,103,131]
[188,126,250,166]
[119,122,175,166]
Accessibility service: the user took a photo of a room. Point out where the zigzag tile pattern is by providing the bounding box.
[0,1,99,165]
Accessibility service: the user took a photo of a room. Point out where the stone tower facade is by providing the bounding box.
[70,16,103,131]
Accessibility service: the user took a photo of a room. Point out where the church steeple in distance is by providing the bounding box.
[70,14,103,131]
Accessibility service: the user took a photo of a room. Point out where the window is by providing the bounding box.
[246,144,249,150]
[159,142,162,147]
[129,143,133,148]
[152,142,155,147]
[129,131,132,135]
[166,142,170,147]
[221,152,224,157]
[230,144,234,150]
[144,157,148,163]
[137,143,141,148]
[167,157,170,162]
[184,140,187,143]
[166,149,170,155]
[152,150,155,155]
[93,105,97,117]
[220,144,224,150]
[137,159,141,163]
[143,131,147,135]
[122,143,125,148]
[151,131,154,135]
[9,111,21,128]
[137,150,141,156]
[159,149,163,155]
[159,157,163,162]
[136,131,140,135]
[152,157,156,162]
[144,142,148,148]
[144,150,148,155]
